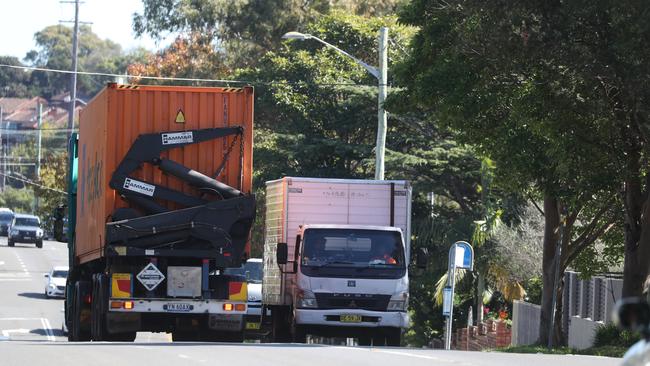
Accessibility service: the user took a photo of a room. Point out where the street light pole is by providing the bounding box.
[282,28,389,180]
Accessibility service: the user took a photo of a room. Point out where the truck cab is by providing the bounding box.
[284,224,409,345]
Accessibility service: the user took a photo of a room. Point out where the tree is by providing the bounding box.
[393,0,624,345]
[25,25,149,99]
[0,56,36,97]
[33,152,68,234]
[133,0,403,67]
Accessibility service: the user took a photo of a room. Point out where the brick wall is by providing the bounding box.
[452,319,511,351]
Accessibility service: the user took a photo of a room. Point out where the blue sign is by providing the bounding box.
[451,241,474,271]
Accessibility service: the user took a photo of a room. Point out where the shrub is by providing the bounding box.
[592,323,640,348]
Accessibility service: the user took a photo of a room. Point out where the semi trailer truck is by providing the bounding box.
[262,177,412,346]
[56,83,256,342]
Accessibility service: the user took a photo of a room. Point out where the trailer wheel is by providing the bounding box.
[91,274,108,341]
[270,307,291,343]
[36,240,43,248]
[292,322,307,343]
[69,281,91,341]
[172,331,199,342]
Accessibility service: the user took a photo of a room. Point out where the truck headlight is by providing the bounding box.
[296,289,318,309]
[10,229,18,237]
[387,292,408,311]
[36,230,43,238]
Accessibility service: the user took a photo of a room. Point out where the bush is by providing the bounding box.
[592,323,640,348]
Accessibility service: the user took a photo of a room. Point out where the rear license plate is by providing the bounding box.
[340,314,362,323]
[245,322,261,330]
[164,303,193,312]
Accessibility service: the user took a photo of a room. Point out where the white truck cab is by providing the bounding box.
[262,178,412,346]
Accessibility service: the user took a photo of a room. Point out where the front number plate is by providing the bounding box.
[163,303,193,312]
[340,314,362,323]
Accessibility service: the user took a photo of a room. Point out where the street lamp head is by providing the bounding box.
[281,31,312,40]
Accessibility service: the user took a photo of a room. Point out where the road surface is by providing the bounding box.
[0,237,621,366]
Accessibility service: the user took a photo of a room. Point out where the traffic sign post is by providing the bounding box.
[443,241,474,350]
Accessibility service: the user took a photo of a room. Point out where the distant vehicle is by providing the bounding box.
[225,258,266,338]
[45,266,69,298]
[8,214,44,248]
[0,208,14,236]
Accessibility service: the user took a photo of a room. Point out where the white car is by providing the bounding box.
[44,266,69,298]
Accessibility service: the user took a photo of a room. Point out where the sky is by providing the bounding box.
[0,0,172,60]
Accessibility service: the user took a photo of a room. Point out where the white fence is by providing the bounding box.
[511,271,622,347]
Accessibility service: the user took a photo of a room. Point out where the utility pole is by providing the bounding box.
[68,0,80,139]
[36,103,43,178]
[375,27,388,180]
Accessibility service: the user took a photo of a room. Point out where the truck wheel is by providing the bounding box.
[36,240,43,248]
[108,332,137,342]
[7,240,14,247]
[385,328,402,347]
[358,333,372,346]
[292,323,307,343]
[70,282,91,341]
[91,274,108,341]
[271,307,291,343]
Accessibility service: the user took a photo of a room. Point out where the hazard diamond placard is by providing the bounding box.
[137,262,165,291]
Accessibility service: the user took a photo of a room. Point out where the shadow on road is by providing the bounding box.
[30,328,65,337]
[18,292,49,300]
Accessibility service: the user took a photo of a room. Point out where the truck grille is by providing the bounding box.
[314,293,390,311]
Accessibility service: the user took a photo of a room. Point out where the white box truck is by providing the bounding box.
[262,177,412,346]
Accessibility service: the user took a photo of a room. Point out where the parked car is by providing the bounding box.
[615,297,650,365]
[224,258,267,338]
[0,208,14,236]
[8,214,44,248]
[44,266,69,298]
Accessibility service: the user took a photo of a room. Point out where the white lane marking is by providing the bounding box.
[0,318,43,321]
[41,318,55,342]
[178,354,191,359]
[0,278,30,282]
[333,346,453,363]
[0,261,5,266]
[1,328,29,338]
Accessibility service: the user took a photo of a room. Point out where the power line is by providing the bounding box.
[0,63,374,88]
[0,171,67,195]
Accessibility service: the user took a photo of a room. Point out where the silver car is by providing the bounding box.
[8,214,44,248]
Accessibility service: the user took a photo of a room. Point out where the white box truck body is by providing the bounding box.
[262,177,411,345]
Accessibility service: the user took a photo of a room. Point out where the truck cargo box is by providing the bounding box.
[75,84,253,264]
[262,177,412,305]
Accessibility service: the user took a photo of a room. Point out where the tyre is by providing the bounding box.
[385,328,402,347]
[36,240,43,248]
[271,307,291,343]
[358,335,372,346]
[91,274,108,341]
[201,330,244,343]
[8,240,14,247]
[69,281,91,342]
[292,323,307,343]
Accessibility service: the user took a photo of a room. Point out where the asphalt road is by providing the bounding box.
[0,236,621,366]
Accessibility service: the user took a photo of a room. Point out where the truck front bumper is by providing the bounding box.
[108,298,246,315]
[294,308,409,328]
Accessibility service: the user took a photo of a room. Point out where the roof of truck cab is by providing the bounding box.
[301,224,403,233]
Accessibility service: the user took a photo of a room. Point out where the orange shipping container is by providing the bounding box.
[75,84,254,265]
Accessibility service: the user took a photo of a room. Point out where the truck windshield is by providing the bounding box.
[301,229,405,268]
[224,261,263,283]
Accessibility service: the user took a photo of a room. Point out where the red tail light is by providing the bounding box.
[84,294,92,304]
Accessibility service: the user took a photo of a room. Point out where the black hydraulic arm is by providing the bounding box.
[109,127,244,211]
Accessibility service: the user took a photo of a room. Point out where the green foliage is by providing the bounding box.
[0,56,37,97]
[25,25,150,99]
[592,323,640,349]
[0,187,34,213]
[33,152,68,234]
[524,277,543,305]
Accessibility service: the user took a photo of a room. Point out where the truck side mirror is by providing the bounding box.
[614,297,650,334]
[415,247,428,269]
[277,243,288,265]
[53,205,66,242]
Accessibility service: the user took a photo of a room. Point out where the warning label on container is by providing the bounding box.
[123,178,156,197]
[162,131,193,145]
[137,262,165,291]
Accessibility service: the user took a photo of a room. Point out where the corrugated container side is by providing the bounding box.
[76,85,254,264]
[262,179,285,305]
